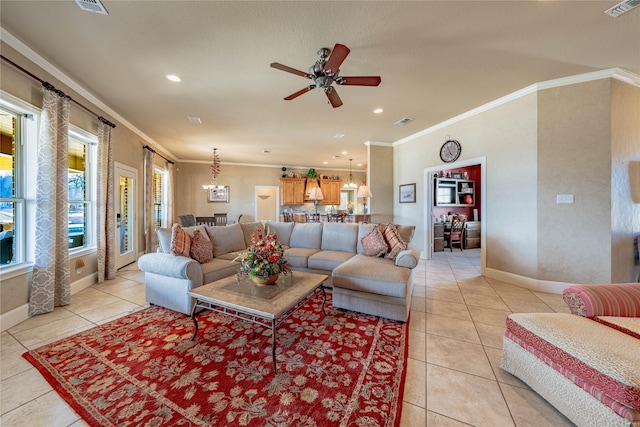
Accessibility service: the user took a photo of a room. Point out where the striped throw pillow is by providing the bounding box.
[170,224,191,257]
[383,223,407,260]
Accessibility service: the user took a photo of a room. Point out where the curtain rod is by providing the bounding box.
[143,145,175,165]
[1,54,115,128]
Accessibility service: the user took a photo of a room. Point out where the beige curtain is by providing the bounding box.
[96,120,116,282]
[29,85,71,316]
[144,148,158,253]
[167,161,176,226]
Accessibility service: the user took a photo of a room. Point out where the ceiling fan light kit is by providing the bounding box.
[271,43,381,108]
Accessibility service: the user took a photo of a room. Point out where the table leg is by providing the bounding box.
[320,286,327,317]
[190,301,199,341]
[272,319,277,373]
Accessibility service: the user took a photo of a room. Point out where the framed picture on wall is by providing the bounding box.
[399,183,416,203]
[452,172,463,179]
[207,186,229,202]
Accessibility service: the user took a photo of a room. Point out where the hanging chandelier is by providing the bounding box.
[343,159,358,189]
[202,148,222,190]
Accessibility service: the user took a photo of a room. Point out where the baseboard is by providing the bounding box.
[484,268,569,294]
[1,273,98,332]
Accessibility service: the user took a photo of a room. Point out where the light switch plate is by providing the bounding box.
[556,194,574,204]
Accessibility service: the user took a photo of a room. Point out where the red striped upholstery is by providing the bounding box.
[562,284,640,318]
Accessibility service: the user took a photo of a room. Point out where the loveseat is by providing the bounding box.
[500,283,640,427]
[138,221,420,321]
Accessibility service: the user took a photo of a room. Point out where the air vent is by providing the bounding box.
[394,117,414,126]
[188,116,202,124]
[75,0,108,15]
[604,0,640,17]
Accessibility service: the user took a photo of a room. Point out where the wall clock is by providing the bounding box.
[440,139,461,163]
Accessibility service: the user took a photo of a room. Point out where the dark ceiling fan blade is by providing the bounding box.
[323,44,350,74]
[270,62,311,78]
[338,76,382,86]
[284,85,316,100]
[325,87,343,108]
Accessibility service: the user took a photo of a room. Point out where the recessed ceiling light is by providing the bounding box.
[341,151,347,155]
[373,108,383,114]
[323,161,329,165]
[165,74,182,82]
[357,163,363,167]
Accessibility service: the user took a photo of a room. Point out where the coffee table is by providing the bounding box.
[188,271,328,373]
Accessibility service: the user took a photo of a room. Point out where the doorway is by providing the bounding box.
[115,163,137,269]
[424,157,486,273]
[255,186,279,222]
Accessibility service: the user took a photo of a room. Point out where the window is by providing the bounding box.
[68,128,97,251]
[0,108,22,265]
[153,168,167,228]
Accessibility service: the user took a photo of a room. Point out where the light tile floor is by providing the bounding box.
[0,249,576,426]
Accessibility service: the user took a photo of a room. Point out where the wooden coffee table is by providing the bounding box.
[188,271,328,373]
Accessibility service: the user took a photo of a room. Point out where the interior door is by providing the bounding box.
[115,163,137,269]
[255,186,279,222]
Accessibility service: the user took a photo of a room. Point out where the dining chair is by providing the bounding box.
[178,214,196,227]
[306,213,320,222]
[444,215,466,251]
[214,213,228,226]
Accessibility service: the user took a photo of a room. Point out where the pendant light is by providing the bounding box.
[343,159,358,189]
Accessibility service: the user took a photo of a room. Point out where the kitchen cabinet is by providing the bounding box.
[319,179,341,205]
[280,178,306,206]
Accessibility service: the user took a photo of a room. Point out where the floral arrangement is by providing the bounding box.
[234,228,292,281]
[347,201,355,213]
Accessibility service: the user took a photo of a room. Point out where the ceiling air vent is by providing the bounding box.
[75,0,108,15]
[394,117,414,126]
[604,0,640,17]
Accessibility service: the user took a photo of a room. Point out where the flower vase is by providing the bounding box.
[252,275,279,286]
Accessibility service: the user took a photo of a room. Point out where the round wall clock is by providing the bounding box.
[440,139,461,163]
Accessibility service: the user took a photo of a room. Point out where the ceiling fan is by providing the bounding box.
[270,43,381,108]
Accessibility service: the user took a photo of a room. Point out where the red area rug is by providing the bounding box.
[23,293,408,426]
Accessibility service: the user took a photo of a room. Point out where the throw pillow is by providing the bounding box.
[170,223,191,257]
[361,226,388,257]
[384,223,408,260]
[189,229,213,263]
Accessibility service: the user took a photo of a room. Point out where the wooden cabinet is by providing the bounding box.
[464,221,481,249]
[433,223,444,252]
[280,178,306,206]
[434,178,475,207]
[319,179,341,205]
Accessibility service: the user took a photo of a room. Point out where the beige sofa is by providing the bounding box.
[138,221,420,321]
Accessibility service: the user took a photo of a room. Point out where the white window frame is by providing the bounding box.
[0,91,39,277]
[68,126,97,254]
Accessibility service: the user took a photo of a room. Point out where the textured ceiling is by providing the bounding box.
[1,1,639,170]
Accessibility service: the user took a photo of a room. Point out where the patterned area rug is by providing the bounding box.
[23,293,408,426]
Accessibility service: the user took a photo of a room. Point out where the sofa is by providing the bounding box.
[138,221,420,321]
[500,283,640,427]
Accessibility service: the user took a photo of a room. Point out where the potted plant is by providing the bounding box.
[234,228,292,285]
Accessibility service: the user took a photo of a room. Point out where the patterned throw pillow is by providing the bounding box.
[170,224,191,257]
[384,223,408,260]
[189,229,213,263]
[361,226,388,257]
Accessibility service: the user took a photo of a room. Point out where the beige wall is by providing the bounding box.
[368,144,394,224]
[174,162,367,223]
[394,93,539,277]
[537,80,613,283]
[394,78,640,286]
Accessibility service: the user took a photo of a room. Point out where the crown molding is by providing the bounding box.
[394,67,640,147]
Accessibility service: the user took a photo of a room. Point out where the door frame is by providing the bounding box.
[254,185,280,222]
[423,156,486,274]
[114,162,138,269]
